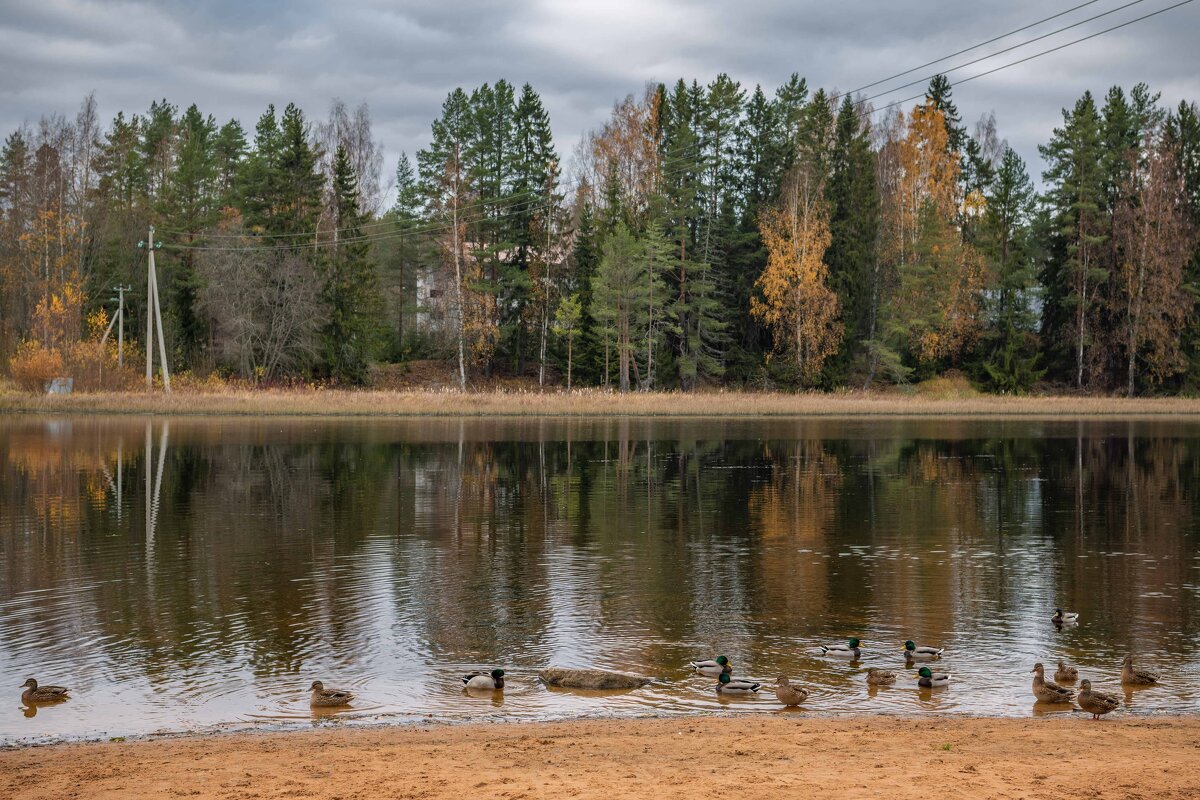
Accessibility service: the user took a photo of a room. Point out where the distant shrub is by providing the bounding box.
[9,341,64,392]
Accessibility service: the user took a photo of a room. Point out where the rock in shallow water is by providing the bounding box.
[538,668,652,690]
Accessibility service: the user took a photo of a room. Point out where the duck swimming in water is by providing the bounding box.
[865,668,896,686]
[1052,609,1080,625]
[903,641,943,660]
[716,672,762,694]
[20,679,69,705]
[1120,654,1158,686]
[916,666,951,688]
[309,680,354,707]
[1054,660,1078,684]
[462,669,505,690]
[689,656,732,677]
[820,638,862,659]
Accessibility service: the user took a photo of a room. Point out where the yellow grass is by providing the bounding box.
[2,385,1200,417]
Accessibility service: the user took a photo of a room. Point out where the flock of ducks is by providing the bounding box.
[18,611,1161,721]
[681,609,1159,720]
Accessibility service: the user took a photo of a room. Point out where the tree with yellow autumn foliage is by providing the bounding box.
[752,124,841,385]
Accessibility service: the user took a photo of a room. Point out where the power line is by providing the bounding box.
[869,0,1195,116]
[851,0,1104,93]
[860,0,1148,103]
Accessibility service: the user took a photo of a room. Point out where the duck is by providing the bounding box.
[1077,679,1121,720]
[820,638,862,659]
[462,669,505,690]
[689,656,732,677]
[309,680,354,707]
[865,668,897,686]
[1031,662,1074,703]
[1120,654,1158,686]
[916,666,950,688]
[903,640,943,660]
[716,672,762,694]
[774,676,808,706]
[1052,609,1080,625]
[1054,660,1079,684]
[20,678,69,704]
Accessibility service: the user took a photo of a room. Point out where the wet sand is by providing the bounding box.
[3,715,1198,799]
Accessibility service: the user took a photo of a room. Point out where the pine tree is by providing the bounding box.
[320,145,381,384]
[1040,91,1106,388]
[925,74,965,156]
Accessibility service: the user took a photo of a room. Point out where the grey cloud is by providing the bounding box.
[1,0,1197,186]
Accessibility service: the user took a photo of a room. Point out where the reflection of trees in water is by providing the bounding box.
[1,418,1198,684]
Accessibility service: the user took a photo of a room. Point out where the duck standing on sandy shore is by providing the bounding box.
[774,676,808,706]
[1031,663,1074,703]
[21,678,69,704]
[463,669,505,690]
[1077,679,1121,719]
[1121,654,1158,686]
[309,680,354,707]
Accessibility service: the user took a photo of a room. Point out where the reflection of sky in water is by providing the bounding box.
[1,416,1199,743]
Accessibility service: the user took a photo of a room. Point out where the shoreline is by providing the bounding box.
[3,714,1198,798]
[4,388,1200,418]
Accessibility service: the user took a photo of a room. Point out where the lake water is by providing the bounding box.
[2,415,1198,743]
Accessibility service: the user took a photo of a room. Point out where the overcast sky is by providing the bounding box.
[2,0,1198,191]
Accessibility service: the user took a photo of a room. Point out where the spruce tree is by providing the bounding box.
[979,147,1042,392]
[320,145,381,384]
[825,95,879,380]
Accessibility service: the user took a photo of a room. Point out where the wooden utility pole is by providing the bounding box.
[139,226,171,392]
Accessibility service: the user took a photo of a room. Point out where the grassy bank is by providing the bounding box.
[2,386,1200,418]
[3,715,1198,799]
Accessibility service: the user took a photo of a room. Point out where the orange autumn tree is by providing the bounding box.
[752,150,841,385]
[880,101,985,367]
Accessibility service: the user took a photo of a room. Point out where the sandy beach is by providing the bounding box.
[3,715,1198,799]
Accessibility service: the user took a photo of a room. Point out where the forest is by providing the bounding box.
[2,73,1199,395]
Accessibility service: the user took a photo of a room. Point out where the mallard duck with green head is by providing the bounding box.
[690,656,732,677]
[462,669,505,690]
[1120,654,1158,686]
[1078,679,1120,719]
[916,666,950,688]
[309,680,354,707]
[774,676,808,706]
[21,679,69,704]
[1031,662,1073,703]
[1052,609,1079,625]
[903,641,943,660]
[716,672,762,694]
[820,638,862,659]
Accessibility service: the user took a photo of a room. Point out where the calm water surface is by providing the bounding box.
[1,415,1199,742]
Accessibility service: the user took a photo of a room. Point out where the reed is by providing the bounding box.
[3,386,1200,417]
